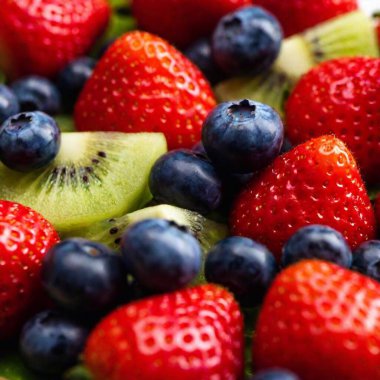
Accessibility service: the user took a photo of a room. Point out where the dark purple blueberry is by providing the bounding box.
[42,238,126,314]
[149,149,222,214]
[0,111,61,172]
[11,76,61,115]
[57,57,97,112]
[282,225,352,268]
[205,236,277,306]
[251,368,300,380]
[20,310,88,375]
[185,38,224,85]
[121,219,202,292]
[212,6,283,76]
[202,99,284,174]
[352,240,380,282]
[0,84,20,124]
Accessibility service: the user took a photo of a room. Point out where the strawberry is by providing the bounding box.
[254,260,380,380]
[131,0,251,48]
[0,200,59,340]
[84,284,244,380]
[75,31,216,150]
[0,0,110,80]
[253,0,358,37]
[230,135,376,261]
[376,14,380,48]
[285,57,380,184]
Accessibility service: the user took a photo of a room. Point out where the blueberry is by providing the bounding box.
[57,57,97,111]
[282,225,352,268]
[0,85,20,124]
[121,219,202,292]
[352,241,380,282]
[20,310,88,375]
[212,6,282,76]
[202,99,284,174]
[42,238,126,314]
[205,237,277,306]
[149,149,222,214]
[185,38,224,85]
[11,76,61,115]
[0,111,61,172]
[251,368,300,380]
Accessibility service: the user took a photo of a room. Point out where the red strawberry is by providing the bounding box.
[84,284,244,380]
[230,135,375,260]
[75,31,216,150]
[131,0,251,48]
[0,0,110,80]
[0,200,59,339]
[254,260,380,380]
[285,57,380,184]
[376,14,380,48]
[254,0,358,37]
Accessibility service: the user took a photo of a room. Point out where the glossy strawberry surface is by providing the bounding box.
[286,57,380,184]
[254,0,358,37]
[132,0,251,47]
[75,31,216,149]
[84,284,244,380]
[230,136,376,260]
[0,0,110,79]
[254,260,380,380]
[0,200,59,339]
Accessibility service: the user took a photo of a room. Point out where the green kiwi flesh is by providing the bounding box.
[0,132,167,232]
[215,11,379,117]
[55,115,76,132]
[64,204,229,284]
[0,351,39,380]
[64,204,228,253]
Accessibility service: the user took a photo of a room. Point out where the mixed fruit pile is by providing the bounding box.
[0,0,379,379]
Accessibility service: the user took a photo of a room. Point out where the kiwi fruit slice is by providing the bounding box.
[0,351,40,380]
[64,204,228,253]
[65,204,228,284]
[215,11,379,117]
[55,115,76,132]
[0,132,167,232]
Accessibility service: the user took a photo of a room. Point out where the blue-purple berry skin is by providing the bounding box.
[0,111,61,172]
[202,99,284,174]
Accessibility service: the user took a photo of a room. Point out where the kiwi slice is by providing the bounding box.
[215,11,379,117]
[65,204,228,284]
[64,204,228,253]
[0,351,40,380]
[55,115,76,132]
[0,132,167,232]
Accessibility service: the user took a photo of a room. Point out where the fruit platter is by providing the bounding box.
[0,0,378,379]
